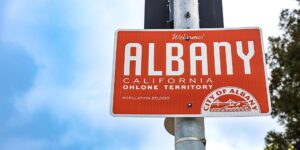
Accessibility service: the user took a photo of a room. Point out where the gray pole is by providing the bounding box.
[173,0,206,150]
[174,0,199,29]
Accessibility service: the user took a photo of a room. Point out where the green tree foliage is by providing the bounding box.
[265,1,300,150]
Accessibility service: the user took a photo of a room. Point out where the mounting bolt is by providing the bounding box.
[185,37,190,41]
[184,12,191,18]
[187,103,192,108]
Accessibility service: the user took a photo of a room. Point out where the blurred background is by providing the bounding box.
[0,0,299,150]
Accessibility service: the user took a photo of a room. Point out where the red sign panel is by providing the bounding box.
[111,28,271,117]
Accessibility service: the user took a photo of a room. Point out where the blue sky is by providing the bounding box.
[0,0,298,150]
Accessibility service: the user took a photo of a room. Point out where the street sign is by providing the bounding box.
[111,28,271,117]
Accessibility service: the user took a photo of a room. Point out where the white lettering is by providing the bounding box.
[190,43,208,75]
[148,43,163,76]
[214,42,233,75]
[166,43,184,76]
[124,43,142,76]
[236,41,255,74]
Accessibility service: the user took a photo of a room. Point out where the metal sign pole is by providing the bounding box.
[144,0,224,149]
[173,0,206,150]
[175,118,205,150]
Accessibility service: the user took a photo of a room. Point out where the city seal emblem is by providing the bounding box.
[201,86,261,116]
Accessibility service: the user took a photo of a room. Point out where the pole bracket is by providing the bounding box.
[175,137,206,146]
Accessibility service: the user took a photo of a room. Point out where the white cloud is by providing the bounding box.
[206,117,283,149]
[223,0,298,47]
[140,120,174,150]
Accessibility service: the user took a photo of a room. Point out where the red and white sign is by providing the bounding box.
[111,28,271,117]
